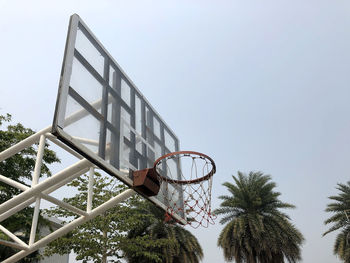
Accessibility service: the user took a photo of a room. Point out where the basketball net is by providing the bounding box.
[154,151,216,228]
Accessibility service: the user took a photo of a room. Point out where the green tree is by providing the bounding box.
[324,181,350,262]
[122,201,203,263]
[214,171,304,263]
[0,114,60,261]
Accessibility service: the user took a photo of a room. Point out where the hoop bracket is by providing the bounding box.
[132,168,160,197]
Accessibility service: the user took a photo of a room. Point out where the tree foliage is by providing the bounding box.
[214,171,304,263]
[324,181,350,262]
[122,201,203,263]
[0,114,60,262]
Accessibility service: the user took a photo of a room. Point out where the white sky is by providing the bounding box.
[1,1,350,262]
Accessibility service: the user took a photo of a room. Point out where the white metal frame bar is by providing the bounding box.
[0,128,136,263]
[0,239,28,250]
[0,225,29,249]
[29,135,46,245]
[87,167,94,213]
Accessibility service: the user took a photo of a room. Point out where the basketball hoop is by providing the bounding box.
[153,151,216,228]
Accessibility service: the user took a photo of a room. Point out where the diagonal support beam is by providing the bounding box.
[0,239,28,250]
[0,225,29,249]
[0,126,51,162]
[29,134,46,245]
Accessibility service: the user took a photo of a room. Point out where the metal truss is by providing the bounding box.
[0,126,136,262]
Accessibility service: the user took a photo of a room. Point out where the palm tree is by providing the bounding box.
[324,181,350,262]
[172,224,203,263]
[215,171,304,263]
[123,201,203,263]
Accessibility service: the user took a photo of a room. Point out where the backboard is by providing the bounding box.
[52,14,186,224]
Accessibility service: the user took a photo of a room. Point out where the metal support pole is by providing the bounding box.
[29,135,46,245]
[3,189,136,263]
[32,135,46,184]
[45,133,83,159]
[0,126,51,162]
[0,239,28,250]
[87,167,94,212]
[0,225,29,249]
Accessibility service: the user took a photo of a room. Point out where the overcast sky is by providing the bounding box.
[1,1,350,262]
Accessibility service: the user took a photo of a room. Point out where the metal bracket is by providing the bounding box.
[132,168,160,197]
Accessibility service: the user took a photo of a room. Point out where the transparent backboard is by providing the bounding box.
[52,14,185,224]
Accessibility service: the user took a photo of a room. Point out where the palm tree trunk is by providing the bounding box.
[248,254,257,263]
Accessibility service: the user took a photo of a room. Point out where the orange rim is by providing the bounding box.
[153,151,216,185]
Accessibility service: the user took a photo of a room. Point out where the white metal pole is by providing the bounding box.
[0,158,91,215]
[0,174,29,190]
[71,136,99,146]
[32,135,46,184]
[0,239,28,250]
[0,225,29,249]
[29,198,41,245]
[0,126,51,162]
[87,167,94,212]
[3,188,136,263]
[29,135,46,245]
[44,167,91,194]
[45,133,83,159]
